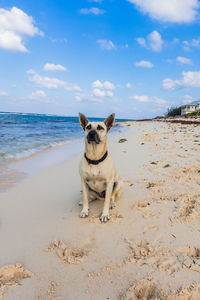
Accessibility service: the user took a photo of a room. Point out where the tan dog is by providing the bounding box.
[79,113,123,223]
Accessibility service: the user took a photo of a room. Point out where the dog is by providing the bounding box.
[78,113,123,223]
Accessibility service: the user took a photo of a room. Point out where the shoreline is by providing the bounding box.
[134,116,200,125]
[0,139,83,194]
[0,124,127,194]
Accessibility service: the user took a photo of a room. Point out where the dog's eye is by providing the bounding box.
[97,125,104,130]
[86,124,91,130]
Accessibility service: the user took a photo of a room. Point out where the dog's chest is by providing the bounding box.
[83,166,106,192]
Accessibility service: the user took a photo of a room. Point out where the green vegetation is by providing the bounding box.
[154,116,165,119]
[187,110,200,116]
[166,106,182,117]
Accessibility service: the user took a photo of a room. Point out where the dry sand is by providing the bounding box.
[0,121,200,299]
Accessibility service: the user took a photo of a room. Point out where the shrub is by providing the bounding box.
[187,110,200,116]
[154,116,164,119]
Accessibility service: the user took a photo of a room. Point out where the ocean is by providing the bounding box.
[0,112,128,164]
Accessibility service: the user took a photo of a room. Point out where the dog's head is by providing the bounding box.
[79,113,115,144]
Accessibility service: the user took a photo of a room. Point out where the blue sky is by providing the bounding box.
[1,0,200,119]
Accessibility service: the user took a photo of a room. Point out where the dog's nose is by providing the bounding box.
[87,129,100,144]
[89,130,96,137]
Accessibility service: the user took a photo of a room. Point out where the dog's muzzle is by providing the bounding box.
[87,130,101,144]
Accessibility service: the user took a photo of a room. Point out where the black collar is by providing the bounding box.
[84,151,108,165]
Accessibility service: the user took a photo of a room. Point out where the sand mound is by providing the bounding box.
[176,246,200,271]
[46,240,88,264]
[169,283,200,300]
[125,239,156,264]
[0,264,31,298]
[178,246,200,258]
[124,239,170,266]
[174,195,200,223]
[174,167,200,184]
[121,279,166,300]
[124,239,180,275]
[121,279,200,300]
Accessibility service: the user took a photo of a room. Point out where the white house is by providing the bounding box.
[181,101,200,115]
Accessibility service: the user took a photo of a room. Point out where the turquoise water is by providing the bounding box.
[0,112,128,162]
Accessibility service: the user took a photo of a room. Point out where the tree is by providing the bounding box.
[167,106,181,117]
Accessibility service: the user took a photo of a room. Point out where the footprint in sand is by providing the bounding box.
[132,201,150,212]
[46,240,88,265]
[144,224,159,231]
[143,212,161,219]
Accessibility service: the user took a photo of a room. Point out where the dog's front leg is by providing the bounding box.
[80,179,89,218]
[100,181,113,223]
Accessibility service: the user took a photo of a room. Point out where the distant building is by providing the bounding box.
[181,101,200,115]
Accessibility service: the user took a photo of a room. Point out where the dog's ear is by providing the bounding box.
[79,113,89,130]
[104,113,115,132]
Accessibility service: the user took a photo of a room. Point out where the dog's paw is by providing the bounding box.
[110,201,115,209]
[99,213,110,223]
[80,208,89,218]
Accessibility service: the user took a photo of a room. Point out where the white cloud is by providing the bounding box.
[135,60,153,68]
[154,97,169,107]
[136,30,163,52]
[64,84,81,91]
[93,88,113,98]
[97,40,116,50]
[162,71,200,90]
[0,90,8,96]
[28,90,46,99]
[131,95,151,102]
[43,63,67,72]
[51,38,67,43]
[29,72,66,89]
[92,80,115,90]
[75,93,102,103]
[126,82,132,88]
[176,56,192,65]
[0,7,43,52]
[79,7,105,15]
[136,37,147,48]
[183,37,200,51]
[148,30,163,52]
[162,78,177,90]
[131,95,170,108]
[76,80,115,102]
[128,0,200,23]
[28,70,81,91]
[179,71,200,87]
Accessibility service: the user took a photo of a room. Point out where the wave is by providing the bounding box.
[0,140,73,162]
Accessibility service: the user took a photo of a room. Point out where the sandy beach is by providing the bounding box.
[0,121,200,300]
